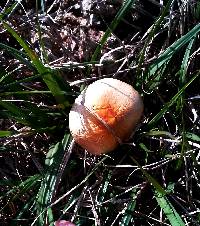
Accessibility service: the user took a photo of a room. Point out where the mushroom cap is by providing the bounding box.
[69,78,143,155]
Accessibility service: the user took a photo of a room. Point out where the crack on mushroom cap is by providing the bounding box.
[71,93,122,145]
[69,104,120,154]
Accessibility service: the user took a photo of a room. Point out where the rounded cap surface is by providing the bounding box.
[69,78,143,155]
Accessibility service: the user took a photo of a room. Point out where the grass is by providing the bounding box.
[0,0,200,225]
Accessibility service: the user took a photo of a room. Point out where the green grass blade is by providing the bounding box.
[2,22,72,108]
[120,188,139,226]
[142,130,176,139]
[36,133,72,225]
[14,195,36,225]
[0,90,74,96]
[149,23,200,75]
[146,23,200,90]
[176,36,196,168]
[176,36,196,112]
[97,170,112,203]
[179,36,196,86]
[0,130,15,137]
[0,90,52,96]
[0,100,30,119]
[130,157,166,195]
[35,0,49,64]
[136,0,173,80]
[130,157,185,225]
[0,66,22,86]
[148,71,200,128]
[186,132,200,142]
[0,73,41,90]
[0,174,41,212]
[47,208,54,226]
[0,100,56,128]
[0,42,34,70]
[120,199,136,226]
[0,2,18,20]
[155,190,185,226]
[90,0,136,63]
[2,22,42,68]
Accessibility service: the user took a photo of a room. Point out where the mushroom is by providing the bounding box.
[69,78,143,155]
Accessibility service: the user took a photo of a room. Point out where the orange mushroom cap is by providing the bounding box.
[69,78,143,155]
